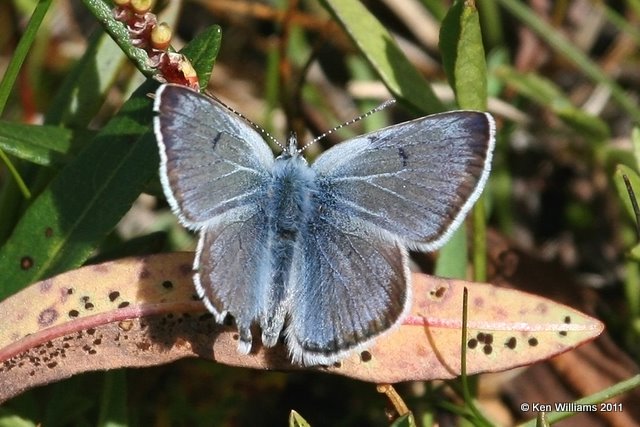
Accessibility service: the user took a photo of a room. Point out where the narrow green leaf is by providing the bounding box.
[440,0,487,110]
[632,128,640,169]
[495,65,609,140]
[0,82,158,297]
[390,412,417,427]
[321,0,444,114]
[97,371,128,427]
[0,0,53,115]
[434,226,467,279]
[45,31,127,128]
[0,122,91,166]
[614,164,640,225]
[496,0,640,124]
[289,410,311,427]
[178,25,222,90]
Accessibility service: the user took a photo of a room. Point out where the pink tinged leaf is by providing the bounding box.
[0,253,603,402]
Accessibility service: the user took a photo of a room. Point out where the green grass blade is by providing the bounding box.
[321,0,444,114]
[0,81,159,297]
[0,122,91,166]
[497,0,640,124]
[0,0,53,115]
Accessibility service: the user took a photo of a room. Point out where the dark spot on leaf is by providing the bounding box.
[87,328,96,335]
[38,308,58,326]
[485,334,494,345]
[528,337,538,347]
[477,332,486,342]
[564,315,571,323]
[81,296,90,303]
[505,337,517,349]
[44,227,53,238]
[162,280,174,289]
[67,288,74,295]
[109,291,120,302]
[20,256,34,270]
[360,350,372,362]
[84,302,94,310]
[559,330,568,337]
[433,286,446,298]
[483,344,492,355]
[68,310,79,318]
[468,338,478,349]
[39,279,53,292]
[118,301,130,309]
[333,361,342,368]
[93,338,102,345]
[136,342,151,351]
[47,361,57,368]
[232,333,239,341]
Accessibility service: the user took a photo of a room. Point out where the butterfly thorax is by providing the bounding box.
[269,147,316,245]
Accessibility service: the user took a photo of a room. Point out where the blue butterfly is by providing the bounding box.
[153,83,495,366]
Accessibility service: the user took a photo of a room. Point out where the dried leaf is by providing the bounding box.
[0,253,603,403]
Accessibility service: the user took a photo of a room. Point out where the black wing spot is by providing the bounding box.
[397,147,409,167]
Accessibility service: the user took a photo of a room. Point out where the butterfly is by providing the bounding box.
[153,83,495,366]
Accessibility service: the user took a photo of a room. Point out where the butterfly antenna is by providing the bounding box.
[205,91,285,151]
[298,98,397,152]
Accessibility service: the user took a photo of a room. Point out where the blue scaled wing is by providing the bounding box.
[287,212,411,365]
[285,111,495,365]
[311,111,495,251]
[153,84,274,229]
[153,84,274,352]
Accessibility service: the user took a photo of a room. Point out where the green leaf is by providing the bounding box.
[0,0,53,115]
[289,410,311,427]
[495,65,609,141]
[390,413,417,427]
[496,0,640,124]
[178,25,222,90]
[434,226,467,279]
[613,164,640,225]
[321,0,444,114]
[440,0,488,110]
[45,31,128,128]
[0,81,159,298]
[97,371,128,427]
[0,122,92,167]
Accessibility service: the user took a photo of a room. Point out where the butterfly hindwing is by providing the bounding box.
[286,204,410,365]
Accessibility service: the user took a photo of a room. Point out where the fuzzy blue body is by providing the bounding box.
[259,149,318,346]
